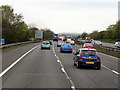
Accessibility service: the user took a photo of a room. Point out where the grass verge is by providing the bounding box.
[100,39,118,44]
[2,43,32,52]
[95,46,120,58]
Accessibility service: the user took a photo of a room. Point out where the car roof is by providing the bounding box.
[116,41,120,43]
[79,48,96,51]
[43,41,49,43]
[62,43,71,45]
[84,43,92,44]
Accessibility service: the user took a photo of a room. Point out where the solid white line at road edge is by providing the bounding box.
[101,64,120,75]
[0,45,40,77]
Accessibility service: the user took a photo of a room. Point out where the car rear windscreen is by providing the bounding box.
[86,44,93,46]
[81,50,97,56]
[43,42,49,44]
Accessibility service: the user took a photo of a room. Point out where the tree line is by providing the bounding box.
[0,5,54,44]
[77,21,120,43]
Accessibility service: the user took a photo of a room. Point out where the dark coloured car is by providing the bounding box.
[73,48,101,70]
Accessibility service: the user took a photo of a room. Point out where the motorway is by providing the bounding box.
[1,42,119,89]
[102,42,115,48]
[78,39,117,48]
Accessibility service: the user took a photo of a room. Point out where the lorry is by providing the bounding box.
[58,34,67,41]
[53,34,58,41]
[62,34,67,41]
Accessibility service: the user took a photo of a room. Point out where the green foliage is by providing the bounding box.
[77,21,120,42]
[1,5,39,44]
[81,32,88,39]
[89,30,99,40]
[43,29,54,40]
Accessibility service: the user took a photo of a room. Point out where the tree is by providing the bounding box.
[43,29,54,40]
[1,5,37,44]
[81,32,88,39]
[29,27,39,38]
[90,30,99,40]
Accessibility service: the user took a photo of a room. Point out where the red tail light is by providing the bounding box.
[70,47,72,49]
[78,56,83,60]
[97,57,101,60]
[61,47,63,49]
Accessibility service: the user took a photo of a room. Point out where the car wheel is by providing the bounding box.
[96,65,101,70]
[49,48,50,50]
[77,62,81,69]
[74,62,76,66]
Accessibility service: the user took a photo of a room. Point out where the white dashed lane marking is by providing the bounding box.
[53,43,76,90]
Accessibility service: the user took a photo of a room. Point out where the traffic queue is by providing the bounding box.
[40,35,101,70]
[56,37,101,70]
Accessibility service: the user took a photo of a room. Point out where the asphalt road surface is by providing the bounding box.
[102,42,115,48]
[2,42,119,89]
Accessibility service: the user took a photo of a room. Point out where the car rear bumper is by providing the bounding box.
[57,45,62,47]
[60,49,72,52]
[41,46,50,49]
[71,43,75,45]
[78,61,101,66]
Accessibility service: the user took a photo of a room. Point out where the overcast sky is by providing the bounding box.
[0,0,119,33]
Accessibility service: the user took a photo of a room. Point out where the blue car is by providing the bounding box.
[73,48,101,70]
[60,43,72,53]
[41,41,50,50]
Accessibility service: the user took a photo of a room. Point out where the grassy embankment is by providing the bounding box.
[100,39,119,44]
[2,43,32,52]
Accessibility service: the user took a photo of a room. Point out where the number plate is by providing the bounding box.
[65,47,68,49]
[86,62,94,64]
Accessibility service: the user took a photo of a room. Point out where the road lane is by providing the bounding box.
[102,42,115,48]
[2,41,119,89]
[74,44,119,73]
[2,42,41,71]
[3,44,71,88]
[53,42,118,88]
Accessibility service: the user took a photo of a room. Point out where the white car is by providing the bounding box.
[70,40,75,45]
[94,41,102,45]
[66,39,71,43]
[115,41,120,48]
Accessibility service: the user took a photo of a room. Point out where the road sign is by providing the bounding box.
[1,38,5,44]
[35,30,43,39]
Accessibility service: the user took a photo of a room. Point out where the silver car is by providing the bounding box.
[115,41,120,48]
